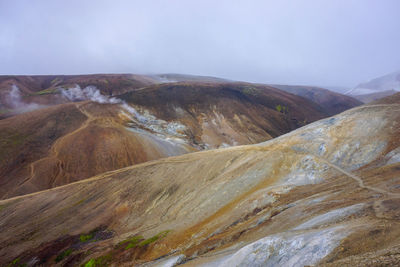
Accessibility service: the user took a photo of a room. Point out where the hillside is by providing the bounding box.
[270,84,362,115]
[0,74,362,120]
[0,102,195,199]
[352,89,398,103]
[0,74,158,118]
[0,81,331,199]
[0,100,399,266]
[371,92,400,105]
[150,73,231,83]
[347,71,400,95]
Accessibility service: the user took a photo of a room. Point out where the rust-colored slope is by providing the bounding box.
[0,101,194,199]
[121,82,329,143]
[0,81,334,200]
[0,103,399,266]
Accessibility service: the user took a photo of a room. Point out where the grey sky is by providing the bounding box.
[0,0,399,87]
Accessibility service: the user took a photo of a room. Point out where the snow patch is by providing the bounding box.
[294,203,365,230]
[208,226,348,267]
[385,147,400,165]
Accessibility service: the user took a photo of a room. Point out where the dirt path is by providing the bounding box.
[316,156,400,198]
[19,102,94,188]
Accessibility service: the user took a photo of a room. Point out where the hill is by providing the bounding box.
[0,100,399,266]
[270,84,362,115]
[150,73,231,83]
[0,81,330,199]
[347,71,400,95]
[352,89,398,103]
[371,92,400,105]
[0,74,158,118]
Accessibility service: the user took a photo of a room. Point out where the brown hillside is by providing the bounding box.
[0,102,194,199]
[270,84,362,115]
[0,102,399,266]
[0,82,330,199]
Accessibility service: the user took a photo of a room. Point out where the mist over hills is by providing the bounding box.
[344,71,400,103]
[1,0,400,265]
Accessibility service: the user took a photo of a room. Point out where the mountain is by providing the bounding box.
[0,74,362,119]
[270,84,362,115]
[0,80,333,200]
[0,74,159,118]
[150,73,231,83]
[352,89,398,103]
[347,71,400,96]
[0,98,399,266]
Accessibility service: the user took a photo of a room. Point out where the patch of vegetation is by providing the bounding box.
[55,248,73,262]
[7,258,26,267]
[136,231,170,248]
[79,228,104,243]
[242,86,258,96]
[276,104,289,114]
[79,233,94,242]
[32,88,59,95]
[82,254,112,267]
[118,235,143,250]
[120,230,170,250]
[51,77,63,85]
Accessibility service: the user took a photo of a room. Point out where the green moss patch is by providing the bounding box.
[242,86,259,96]
[117,235,144,250]
[121,230,170,250]
[82,254,112,267]
[276,104,289,114]
[7,258,26,267]
[79,233,94,242]
[55,248,73,262]
[32,88,59,95]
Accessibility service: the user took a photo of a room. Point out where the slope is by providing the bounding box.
[0,100,399,266]
[0,74,158,118]
[0,82,330,199]
[348,70,400,95]
[270,84,362,115]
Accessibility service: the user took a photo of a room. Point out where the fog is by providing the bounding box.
[5,85,46,112]
[0,0,399,87]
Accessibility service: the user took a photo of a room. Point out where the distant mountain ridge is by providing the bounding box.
[347,70,400,95]
[270,84,362,115]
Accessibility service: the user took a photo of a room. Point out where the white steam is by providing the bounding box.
[61,85,121,104]
[5,85,45,113]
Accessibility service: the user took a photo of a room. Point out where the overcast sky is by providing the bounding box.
[0,0,399,87]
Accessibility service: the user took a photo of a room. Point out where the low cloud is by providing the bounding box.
[6,85,45,113]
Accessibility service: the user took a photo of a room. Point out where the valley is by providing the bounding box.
[0,87,398,266]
